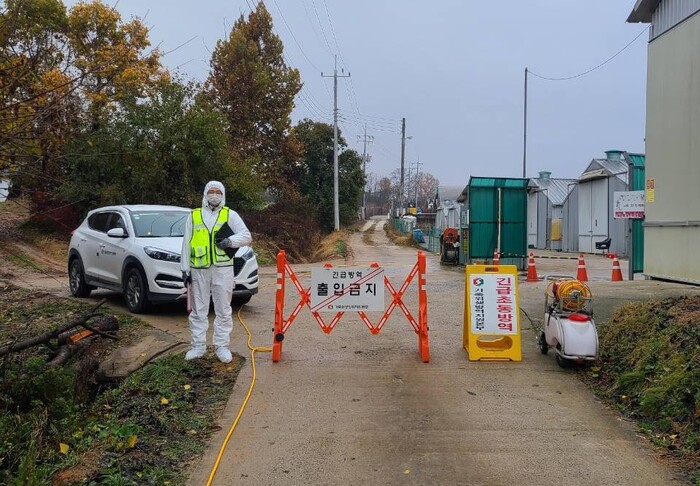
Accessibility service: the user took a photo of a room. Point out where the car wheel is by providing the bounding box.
[232,295,252,306]
[69,258,92,298]
[124,267,149,314]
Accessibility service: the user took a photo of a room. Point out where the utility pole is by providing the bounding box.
[414,158,422,209]
[358,125,373,220]
[523,67,528,178]
[399,117,406,216]
[322,55,351,231]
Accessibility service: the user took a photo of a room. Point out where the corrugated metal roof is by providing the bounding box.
[468,177,529,188]
[628,0,662,22]
[625,152,646,168]
[581,158,629,184]
[529,178,577,206]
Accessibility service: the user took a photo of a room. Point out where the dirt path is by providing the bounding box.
[185,216,697,486]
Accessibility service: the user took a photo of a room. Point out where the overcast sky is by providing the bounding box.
[69,1,649,185]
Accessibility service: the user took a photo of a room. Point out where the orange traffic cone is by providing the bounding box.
[576,253,589,282]
[493,249,500,265]
[526,252,539,282]
[611,256,623,281]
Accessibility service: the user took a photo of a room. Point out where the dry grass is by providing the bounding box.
[31,235,69,262]
[384,221,420,248]
[311,229,352,262]
[0,198,30,238]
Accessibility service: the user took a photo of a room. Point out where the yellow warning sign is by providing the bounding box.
[463,264,522,361]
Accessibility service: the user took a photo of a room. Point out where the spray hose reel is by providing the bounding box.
[545,279,593,313]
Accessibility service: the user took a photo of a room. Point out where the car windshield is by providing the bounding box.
[130,211,188,238]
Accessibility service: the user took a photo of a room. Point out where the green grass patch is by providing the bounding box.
[335,240,348,258]
[587,295,700,482]
[0,286,243,485]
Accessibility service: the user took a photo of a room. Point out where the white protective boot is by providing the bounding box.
[215,347,232,363]
[185,347,206,361]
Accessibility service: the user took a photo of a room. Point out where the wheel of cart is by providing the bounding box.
[538,332,548,354]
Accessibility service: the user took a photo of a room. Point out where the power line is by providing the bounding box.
[300,0,328,55]
[529,26,650,81]
[310,0,334,55]
[339,110,401,128]
[270,0,323,72]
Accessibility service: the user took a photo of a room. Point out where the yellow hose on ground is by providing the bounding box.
[206,307,272,486]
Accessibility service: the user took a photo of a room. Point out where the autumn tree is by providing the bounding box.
[1,0,165,214]
[412,172,440,210]
[292,119,364,231]
[0,0,73,177]
[207,2,301,193]
[365,175,394,214]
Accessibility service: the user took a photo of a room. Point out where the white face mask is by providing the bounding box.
[207,193,222,207]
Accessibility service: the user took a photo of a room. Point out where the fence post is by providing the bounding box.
[417,251,430,362]
[272,250,286,362]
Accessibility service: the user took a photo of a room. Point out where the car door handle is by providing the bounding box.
[99,243,106,248]
[80,237,87,242]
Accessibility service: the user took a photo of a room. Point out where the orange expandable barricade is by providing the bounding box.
[272,250,430,363]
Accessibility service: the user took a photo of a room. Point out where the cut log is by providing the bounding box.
[0,299,111,357]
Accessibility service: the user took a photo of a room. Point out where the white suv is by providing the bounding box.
[68,205,259,313]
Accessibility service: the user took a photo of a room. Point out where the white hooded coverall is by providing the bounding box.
[180,181,252,351]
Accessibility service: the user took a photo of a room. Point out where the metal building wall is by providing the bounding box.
[650,0,700,39]
[608,176,630,257]
[644,11,700,283]
[537,192,548,249]
[628,161,646,273]
[562,186,579,253]
[468,178,528,269]
[578,178,609,253]
[550,205,564,251]
[527,192,538,248]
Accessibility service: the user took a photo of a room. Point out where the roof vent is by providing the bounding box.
[605,150,623,161]
[538,171,551,179]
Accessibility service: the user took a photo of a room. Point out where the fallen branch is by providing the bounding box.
[0,299,109,357]
[46,336,99,367]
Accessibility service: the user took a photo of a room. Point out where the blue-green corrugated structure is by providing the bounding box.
[626,152,645,274]
[465,177,529,269]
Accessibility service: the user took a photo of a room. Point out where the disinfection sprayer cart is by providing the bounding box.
[538,278,598,367]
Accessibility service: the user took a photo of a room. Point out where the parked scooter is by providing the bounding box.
[538,278,598,368]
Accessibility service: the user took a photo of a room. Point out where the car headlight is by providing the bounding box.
[240,248,255,261]
[144,246,181,263]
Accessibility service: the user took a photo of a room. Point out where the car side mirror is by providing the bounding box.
[107,227,127,238]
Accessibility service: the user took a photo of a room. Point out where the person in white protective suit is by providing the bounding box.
[180,181,252,363]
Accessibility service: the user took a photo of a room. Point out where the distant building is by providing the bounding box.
[433,185,466,233]
[527,171,576,251]
[561,150,643,258]
[628,0,700,284]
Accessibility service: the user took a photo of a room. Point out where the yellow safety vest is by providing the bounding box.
[189,207,234,268]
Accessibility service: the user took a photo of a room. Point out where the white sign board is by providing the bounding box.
[310,267,385,312]
[469,273,518,335]
[614,191,645,219]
